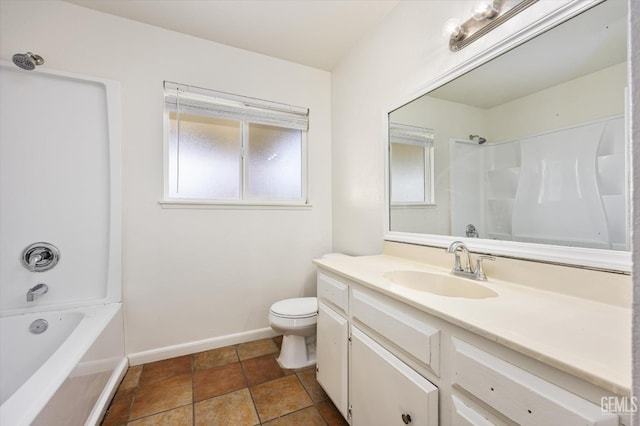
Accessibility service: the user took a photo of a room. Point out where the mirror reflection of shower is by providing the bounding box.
[465,224,479,238]
[12,52,44,70]
[469,134,487,144]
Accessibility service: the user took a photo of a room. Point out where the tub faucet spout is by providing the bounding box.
[27,283,48,302]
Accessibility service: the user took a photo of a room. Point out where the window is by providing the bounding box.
[163,81,309,206]
[389,123,434,205]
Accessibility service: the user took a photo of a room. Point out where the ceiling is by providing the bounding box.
[64,0,399,71]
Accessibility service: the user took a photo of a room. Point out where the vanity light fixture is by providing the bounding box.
[444,0,538,51]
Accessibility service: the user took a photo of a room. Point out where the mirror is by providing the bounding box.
[387,0,629,268]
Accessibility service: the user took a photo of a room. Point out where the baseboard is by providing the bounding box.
[127,327,279,366]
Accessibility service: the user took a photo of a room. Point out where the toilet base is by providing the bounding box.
[276,334,316,369]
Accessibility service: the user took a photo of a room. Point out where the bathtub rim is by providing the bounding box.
[0,302,123,426]
[87,356,128,426]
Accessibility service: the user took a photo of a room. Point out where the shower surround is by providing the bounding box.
[450,115,627,250]
[0,61,124,425]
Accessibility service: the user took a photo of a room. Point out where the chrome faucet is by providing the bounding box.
[446,241,495,281]
[27,283,48,302]
[27,252,44,272]
[447,241,473,273]
[22,243,60,272]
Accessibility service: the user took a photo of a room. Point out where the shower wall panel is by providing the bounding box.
[449,116,626,250]
[0,64,117,312]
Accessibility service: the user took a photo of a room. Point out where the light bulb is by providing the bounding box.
[471,0,499,21]
[442,18,465,40]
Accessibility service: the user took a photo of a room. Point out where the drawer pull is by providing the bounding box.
[401,413,412,424]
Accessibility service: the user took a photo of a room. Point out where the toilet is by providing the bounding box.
[269,297,318,369]
[269,253,350,369]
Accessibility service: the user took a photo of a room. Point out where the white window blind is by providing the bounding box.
[163,81,309,206]
[164,81,309,131]
[389,122,434,147]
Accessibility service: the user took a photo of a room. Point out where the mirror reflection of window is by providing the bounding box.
[389,123,434,205]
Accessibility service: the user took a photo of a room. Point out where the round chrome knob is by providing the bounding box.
[22,242,60,272]
[401,413,412,424]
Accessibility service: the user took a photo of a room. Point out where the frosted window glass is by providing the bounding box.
[246,124,302,199]
[168,113,240,199]
[391,143,425,202]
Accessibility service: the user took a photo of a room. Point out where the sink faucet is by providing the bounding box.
[446,241,494,281]
[27,283,48,302]
[447,241,473,273]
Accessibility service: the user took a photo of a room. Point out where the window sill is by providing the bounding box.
[159,199,312,210]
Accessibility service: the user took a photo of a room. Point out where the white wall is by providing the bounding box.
[0,0,332,356]
[485,62,627,142]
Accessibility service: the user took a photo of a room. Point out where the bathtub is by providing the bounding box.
[0,303,126,426]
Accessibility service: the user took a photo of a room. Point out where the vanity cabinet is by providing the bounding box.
[316,268,623,426]
[317,271,440,425]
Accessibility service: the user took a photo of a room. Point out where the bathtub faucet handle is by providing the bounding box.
[27,283,48,302]
[22,242,60,272]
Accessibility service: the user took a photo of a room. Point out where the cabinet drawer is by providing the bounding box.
[451,394,505,426]
[351,288,440,375]
[451,338,618,426]
[317,272,349,314]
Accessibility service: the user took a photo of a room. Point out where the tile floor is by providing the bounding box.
[101,336,349,425]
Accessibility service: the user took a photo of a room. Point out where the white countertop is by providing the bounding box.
[314,254,631,395]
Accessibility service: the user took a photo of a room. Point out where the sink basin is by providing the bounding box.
[383,270,498,299]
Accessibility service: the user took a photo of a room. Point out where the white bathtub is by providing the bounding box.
[0,303,126,426]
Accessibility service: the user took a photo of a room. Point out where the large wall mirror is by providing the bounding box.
[387,0,630,271]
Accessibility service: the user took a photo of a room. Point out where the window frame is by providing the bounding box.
[388,123,435,207]
[160,82,310,209]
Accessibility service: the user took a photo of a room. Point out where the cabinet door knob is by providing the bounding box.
[401,413,412,424]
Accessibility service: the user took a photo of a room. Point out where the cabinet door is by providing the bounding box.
[350,327,438,426]
[317,301,349,419]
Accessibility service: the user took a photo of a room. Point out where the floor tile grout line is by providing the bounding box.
[127,372,195,422]
[127,402,193,424]
[297,367,332,426]
[237,345,263,425]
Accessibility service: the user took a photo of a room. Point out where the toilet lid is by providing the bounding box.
[270,297,317,318]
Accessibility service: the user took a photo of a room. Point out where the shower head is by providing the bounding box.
[12,52,44,70]
[469,134,487,145]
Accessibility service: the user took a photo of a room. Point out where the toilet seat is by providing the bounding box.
[270,297,317,319]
